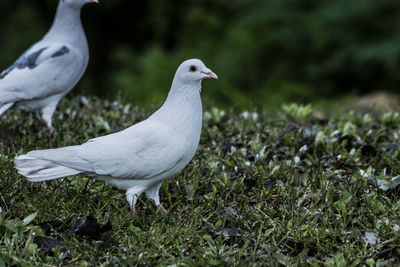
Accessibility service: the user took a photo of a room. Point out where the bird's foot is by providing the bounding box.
[158,204,167,214]
[48,125,54,134]
[131,206,136,213]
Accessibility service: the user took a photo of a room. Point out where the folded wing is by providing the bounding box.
[16,120,186,181]
[0,42,85,104]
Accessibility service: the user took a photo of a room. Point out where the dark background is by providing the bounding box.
[1,0,400,110]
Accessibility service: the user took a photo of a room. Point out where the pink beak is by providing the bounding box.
[91,0,99,3]
[203,71,218,79]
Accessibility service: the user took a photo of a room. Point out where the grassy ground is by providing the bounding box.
[1,97,400,266]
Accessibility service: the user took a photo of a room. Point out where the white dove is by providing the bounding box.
[0,0,98,133]
[15,59,218,213]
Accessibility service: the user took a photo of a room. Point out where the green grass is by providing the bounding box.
[1,97,400,266]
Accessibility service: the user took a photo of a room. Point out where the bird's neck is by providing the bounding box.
[152,84,203,139]
[44,2,86,45]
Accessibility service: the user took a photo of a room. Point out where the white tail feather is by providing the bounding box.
[14,154,82,182]
[0,102,14,117]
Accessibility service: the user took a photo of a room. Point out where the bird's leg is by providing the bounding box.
[37,111,53,133]
[41,98,60,134]
[48,125,55,134]
[158,204,167,214]
[145,183,167,213]
[41,111,55,133]
[126,189,140,214]
[127,195,137,213]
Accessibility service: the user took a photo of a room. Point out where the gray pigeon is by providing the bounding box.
[15,59,218,213]
[0,0,98,133]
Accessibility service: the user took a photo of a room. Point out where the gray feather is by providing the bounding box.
[0,47,48,79]
[51,46,70,58]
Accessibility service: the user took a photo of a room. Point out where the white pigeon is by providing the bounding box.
[0,0,98,133]
[15,59,218,213]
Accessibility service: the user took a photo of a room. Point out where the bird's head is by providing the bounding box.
[62,0,99,8]
[174,59,218,87]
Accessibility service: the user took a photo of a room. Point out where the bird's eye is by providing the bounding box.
[189,66,197,72]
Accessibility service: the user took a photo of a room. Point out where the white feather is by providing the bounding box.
[14,59,218,212]
[14,154,82,182]
[0,102,14,116]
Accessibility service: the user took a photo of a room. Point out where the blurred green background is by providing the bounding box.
[1,0,400,110]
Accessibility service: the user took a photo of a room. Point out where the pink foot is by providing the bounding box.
[158,204,167,214]
[131,206,136,213]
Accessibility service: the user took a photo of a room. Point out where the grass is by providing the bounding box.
[1,97,400,266]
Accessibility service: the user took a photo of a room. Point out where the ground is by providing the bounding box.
[1,97,400,266]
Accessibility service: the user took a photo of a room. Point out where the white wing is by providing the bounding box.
[82,121,186,179]
[27,120,187,180]
[0,42,86,103]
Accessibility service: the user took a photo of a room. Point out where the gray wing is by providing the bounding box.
[0,42,87,103]
[0,47,47,79]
